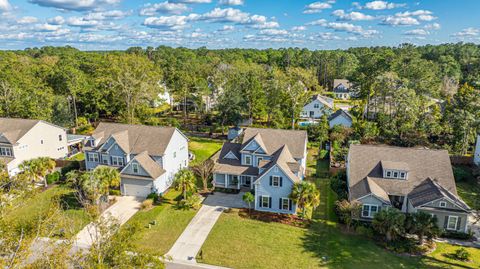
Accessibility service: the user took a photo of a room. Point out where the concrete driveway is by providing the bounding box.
[203,192,248,208]
[72,196,144,250]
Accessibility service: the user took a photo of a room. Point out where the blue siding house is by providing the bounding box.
[84,122,189,197]
[213,128,307,214]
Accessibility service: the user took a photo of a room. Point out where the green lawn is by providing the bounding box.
[198,146,480,269]
[188,136,223,166]
[3,185,90,238]
[67,152,85,161]
[122,190,197,256]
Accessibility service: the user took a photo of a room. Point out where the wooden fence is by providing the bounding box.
[450,156,474,166]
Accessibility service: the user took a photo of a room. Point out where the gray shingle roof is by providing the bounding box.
[348,144,462,206]
[328,109,353,122]
[255,145,302,183]
[241,128,307,159]
[0,118,41,144]
[90,122,178,156]
[333,79,352,93]
[409,178,470,211]
[213,142,258,176]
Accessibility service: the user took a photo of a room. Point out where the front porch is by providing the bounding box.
[213,173,254,190]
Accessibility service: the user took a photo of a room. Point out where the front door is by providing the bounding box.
[309,111,314,118]
[241,176,251,187]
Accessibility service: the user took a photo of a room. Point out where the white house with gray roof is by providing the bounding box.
[84,122,188,197]
[212,127,307,214]
[0,118,69,176]
[347,144,471,232]
[300,95,334,119]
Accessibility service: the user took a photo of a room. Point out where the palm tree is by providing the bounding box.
[19,157,56,188]
[372,207,406,242]
[191,159,215,192]
[289,181,320,219]
[174,169,197,199]
[93,166,121,195]
[408,211,440,244]
[242,192,255,215]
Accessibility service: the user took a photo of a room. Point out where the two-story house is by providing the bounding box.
[212,128,308,214]
[347,144,471,232]
[333,79,353,100]
[84,122,189,197]
[300,95,334,119]
[0,118,68,176]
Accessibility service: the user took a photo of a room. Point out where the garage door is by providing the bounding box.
[121,178,152,197]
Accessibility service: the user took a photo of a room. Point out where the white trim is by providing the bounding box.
[244,155,252,165]
[223,150,239,160]
[272,175,281,187]
[439,201,447,208]
[132,163,139,174]
[361,204,379,218]
[88,152,99,162]
[447,215,458,230]
[280,197,290,211]
[414,195,466,211]
[356,193,390,205]
[111,155,124,166]
[260,195,270,208]
[253,164,296,185]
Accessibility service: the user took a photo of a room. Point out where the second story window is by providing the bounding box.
[0,147,12,156]
[132,163,139,174]
[88,153,99,162]
[40,140,44,145]
[314,103,319,108]
[256,157,263,166]
[173,151,177,158]
[245,155,252,165]
[112,156,124,166]
[59,135,63,141]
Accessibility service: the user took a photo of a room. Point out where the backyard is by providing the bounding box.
[2,185,90,238]
[197,146,480,269]
[121,190,198,256]
[188,136,223,166]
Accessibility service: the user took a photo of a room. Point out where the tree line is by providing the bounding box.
[0,43,479,153]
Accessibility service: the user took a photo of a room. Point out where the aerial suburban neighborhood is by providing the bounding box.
[0,0,480,268]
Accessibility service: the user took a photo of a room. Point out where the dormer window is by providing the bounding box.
[384,169,408,180]
[386,171,392,177]
[245,155,252,165]
[393,171,398,178]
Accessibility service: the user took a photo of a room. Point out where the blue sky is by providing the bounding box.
[0,0,479,50]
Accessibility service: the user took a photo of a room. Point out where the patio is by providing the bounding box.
[203,192,248,209]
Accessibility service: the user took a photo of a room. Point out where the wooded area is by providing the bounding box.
[0,43,478,154]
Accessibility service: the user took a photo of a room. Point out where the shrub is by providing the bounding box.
[46,171,61,184]
[141,199,153,210]
[454,248,471,261]
[61,161,80,176]
[147,193,162,204]
[179,194,202,210]
[441,230,474,240]
[330,172,348,200]
[109,189,121,196]
[453,166,473,182]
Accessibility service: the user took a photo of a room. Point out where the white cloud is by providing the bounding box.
[35,23,62,31]
[17,16,39,24]
[318,32,341,40]
[0,0,11,11]
[217,25,234,31]
[140,2,189,16]
[404,29,429,35]
[259,29,288,36]
[418,14,436,21]
[364,1,406,10]
[29,0,121,11]
[85,10,130,20]
[303,1,333,14]
[332,10,375,21]
[219,0,244,6]
[381,15,419,26]
[453,27,479,37]
[47,16,65,25]
[424,23,440,30]
[292,26,306,31]
[198,7,249,23]
[306,19,327,26]
[67,17,100,27]
[326,22,379,37]
[143,15,192,30]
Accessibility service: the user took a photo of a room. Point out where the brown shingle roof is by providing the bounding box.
[350,177,391,204]
[255,145,302,183]
[348,144,459,201]
[128,151,165,179]
[213,142,258,176]
[91,122,178,156]
[241,128,307,159]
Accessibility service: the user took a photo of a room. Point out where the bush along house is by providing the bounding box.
[212,127,308,214]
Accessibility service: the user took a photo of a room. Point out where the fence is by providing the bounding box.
[450,156,473,166]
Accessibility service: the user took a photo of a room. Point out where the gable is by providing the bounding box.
[357,194,387,206]
[255,164,296,186]
[242,137,267,153]
[121,159,150,177]
[417,197,468,212]
[224,151,239,160]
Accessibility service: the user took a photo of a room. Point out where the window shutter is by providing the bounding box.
[280,177,283,187]
[289,199,292,211]
[444,216,448,229]
[259,196,262,207]
[279,198,282,210]
[457,217,461,230]
[269,176,272,186]
[269,197,272,208]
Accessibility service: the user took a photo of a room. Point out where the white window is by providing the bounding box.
[400,172,406,179]
[281,198,290,210]
[245,155,252,165]
[88,153,99,162]
[0,147,12,156]
[393,171,398,178]
[112,156,124,166]
[261,196,270,208]
[173,151,177,158]
[361,204,378,218]
[132,163,139,174]
[439,201,447,208]
[272,176,280,187]
[314,103,320,108]
[58,135,63,141]
[102,154,109,164]
[447,216,458,230]
[386,171,392,177]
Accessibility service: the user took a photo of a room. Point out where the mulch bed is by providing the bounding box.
[237,208,310,228]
